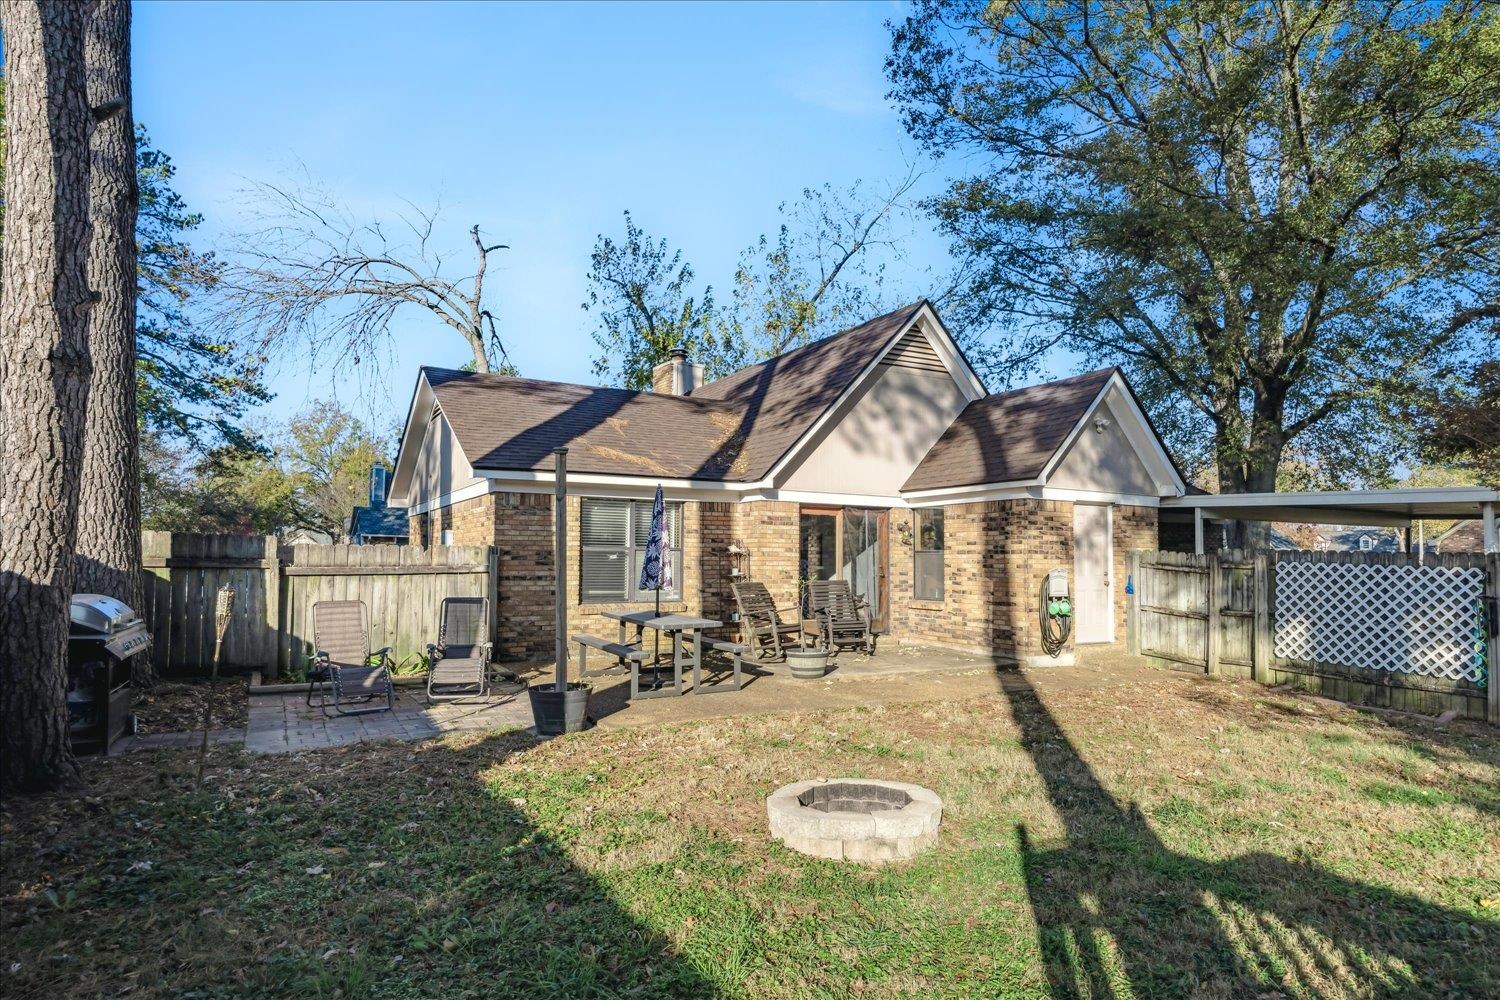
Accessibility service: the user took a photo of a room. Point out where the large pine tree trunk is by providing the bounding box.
[0,0,94,793]
[74,0,146,682]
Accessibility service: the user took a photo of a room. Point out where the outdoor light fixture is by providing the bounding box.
[1093,416,1112,434]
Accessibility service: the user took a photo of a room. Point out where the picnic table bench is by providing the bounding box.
[575,614,745,699]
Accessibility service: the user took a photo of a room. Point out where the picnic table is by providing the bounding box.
[600,610,721,698]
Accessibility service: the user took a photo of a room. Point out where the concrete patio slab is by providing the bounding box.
[134,647,1182,756]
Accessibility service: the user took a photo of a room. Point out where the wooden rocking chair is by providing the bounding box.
[731,580,802,661]
[802,580,875,655]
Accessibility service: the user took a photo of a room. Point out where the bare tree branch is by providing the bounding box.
[210,180,511,375]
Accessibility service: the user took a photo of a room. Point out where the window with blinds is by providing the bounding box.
[913,508,945,601]
[580,498,683,602]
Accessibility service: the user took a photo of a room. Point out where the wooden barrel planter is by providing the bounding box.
[786,647,828,679]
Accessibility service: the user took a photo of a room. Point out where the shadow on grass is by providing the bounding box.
[0,730,718,998]
[1000,672,1497,998]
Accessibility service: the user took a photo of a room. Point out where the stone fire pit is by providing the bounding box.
[766,778,942,863]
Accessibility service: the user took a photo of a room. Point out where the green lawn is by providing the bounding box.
[3,671,1497,998]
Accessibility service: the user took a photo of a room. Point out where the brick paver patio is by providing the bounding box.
[243,685,534,753]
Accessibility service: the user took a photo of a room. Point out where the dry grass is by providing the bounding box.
[2,669,1496,998]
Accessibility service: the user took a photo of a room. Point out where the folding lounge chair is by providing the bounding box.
[732,580,803,661]
[307,600,396,717]
[426,597,492,703]
[803,580,875,655]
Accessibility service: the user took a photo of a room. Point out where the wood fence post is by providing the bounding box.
[1252,551,1270,685]
[1205,553,1222,676]
[1487,552,1499,726]
[487,545,500,652]
[1126,550,1141,655]
[263,535,280,681]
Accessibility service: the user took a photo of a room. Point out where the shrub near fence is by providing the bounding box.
[1127,547,1498,723]
[140,531,496,680]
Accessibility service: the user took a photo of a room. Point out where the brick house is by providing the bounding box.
[388,301,1186,666]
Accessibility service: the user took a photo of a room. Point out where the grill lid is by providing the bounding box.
[70,594,141,635]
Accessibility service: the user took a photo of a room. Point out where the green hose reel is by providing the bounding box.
[1039,569,1073,658]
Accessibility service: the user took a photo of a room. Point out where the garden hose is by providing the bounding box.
[1039,576,1072,658]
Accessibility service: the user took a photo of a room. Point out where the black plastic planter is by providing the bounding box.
[528,682,591,736]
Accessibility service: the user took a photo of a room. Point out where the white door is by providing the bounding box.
[1073,504,1113,643]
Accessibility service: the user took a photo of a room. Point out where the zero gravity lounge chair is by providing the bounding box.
[426,597,492,703]
[307,600,396,717]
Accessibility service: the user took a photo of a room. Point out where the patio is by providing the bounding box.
[231,645,1165,753]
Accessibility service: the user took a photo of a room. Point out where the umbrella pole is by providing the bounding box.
[652,586,662,687]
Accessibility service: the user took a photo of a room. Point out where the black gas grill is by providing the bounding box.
[68,594,150,754]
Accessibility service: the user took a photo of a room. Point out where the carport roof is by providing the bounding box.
[1161,487,1500,528]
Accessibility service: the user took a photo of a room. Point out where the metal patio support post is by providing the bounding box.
[1485,502,1499,725]
[554,447,568,692]
[1193,508,1206,555]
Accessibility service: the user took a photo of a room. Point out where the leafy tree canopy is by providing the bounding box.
[586,178,918,390]
[136,127,271,449]
[887,0,1500,509]
[1407,358,1499,486]
[584,210,727,390]
[143,401,391,537]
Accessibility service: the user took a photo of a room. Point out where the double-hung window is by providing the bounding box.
[579,498,683,603]
[913,508,945,601]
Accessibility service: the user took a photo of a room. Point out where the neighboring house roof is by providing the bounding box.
[1316,527,1398,552]
[422,301,930,484]
[1433,519,1483,553]
[902,369,1115,491]
[350,505,409,540]
[282,527,333,545]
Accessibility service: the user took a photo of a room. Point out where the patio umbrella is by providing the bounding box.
[639,484,674,684]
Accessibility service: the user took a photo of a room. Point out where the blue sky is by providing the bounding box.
[133,1,1038,430]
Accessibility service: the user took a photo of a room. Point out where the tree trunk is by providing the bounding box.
[0,0,93,793]
[1217,390,1287,550]
[74,0,147,683]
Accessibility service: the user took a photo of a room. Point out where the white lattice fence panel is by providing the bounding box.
[1274,560,1487,683]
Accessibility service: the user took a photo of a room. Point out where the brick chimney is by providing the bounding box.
[651,347,704,395]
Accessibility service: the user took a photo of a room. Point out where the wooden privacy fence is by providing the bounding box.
[1127,548,1499,723]
[141,531,496,679]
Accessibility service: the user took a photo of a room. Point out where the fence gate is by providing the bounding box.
[1128,548,1497,723]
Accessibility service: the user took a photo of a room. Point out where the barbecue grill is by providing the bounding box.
[68,594,150,754]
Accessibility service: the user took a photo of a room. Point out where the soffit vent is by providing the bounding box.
[880,328,948,375]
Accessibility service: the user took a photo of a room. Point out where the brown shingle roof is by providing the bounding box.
[902,369,1115,492]
[426,301,927,483]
